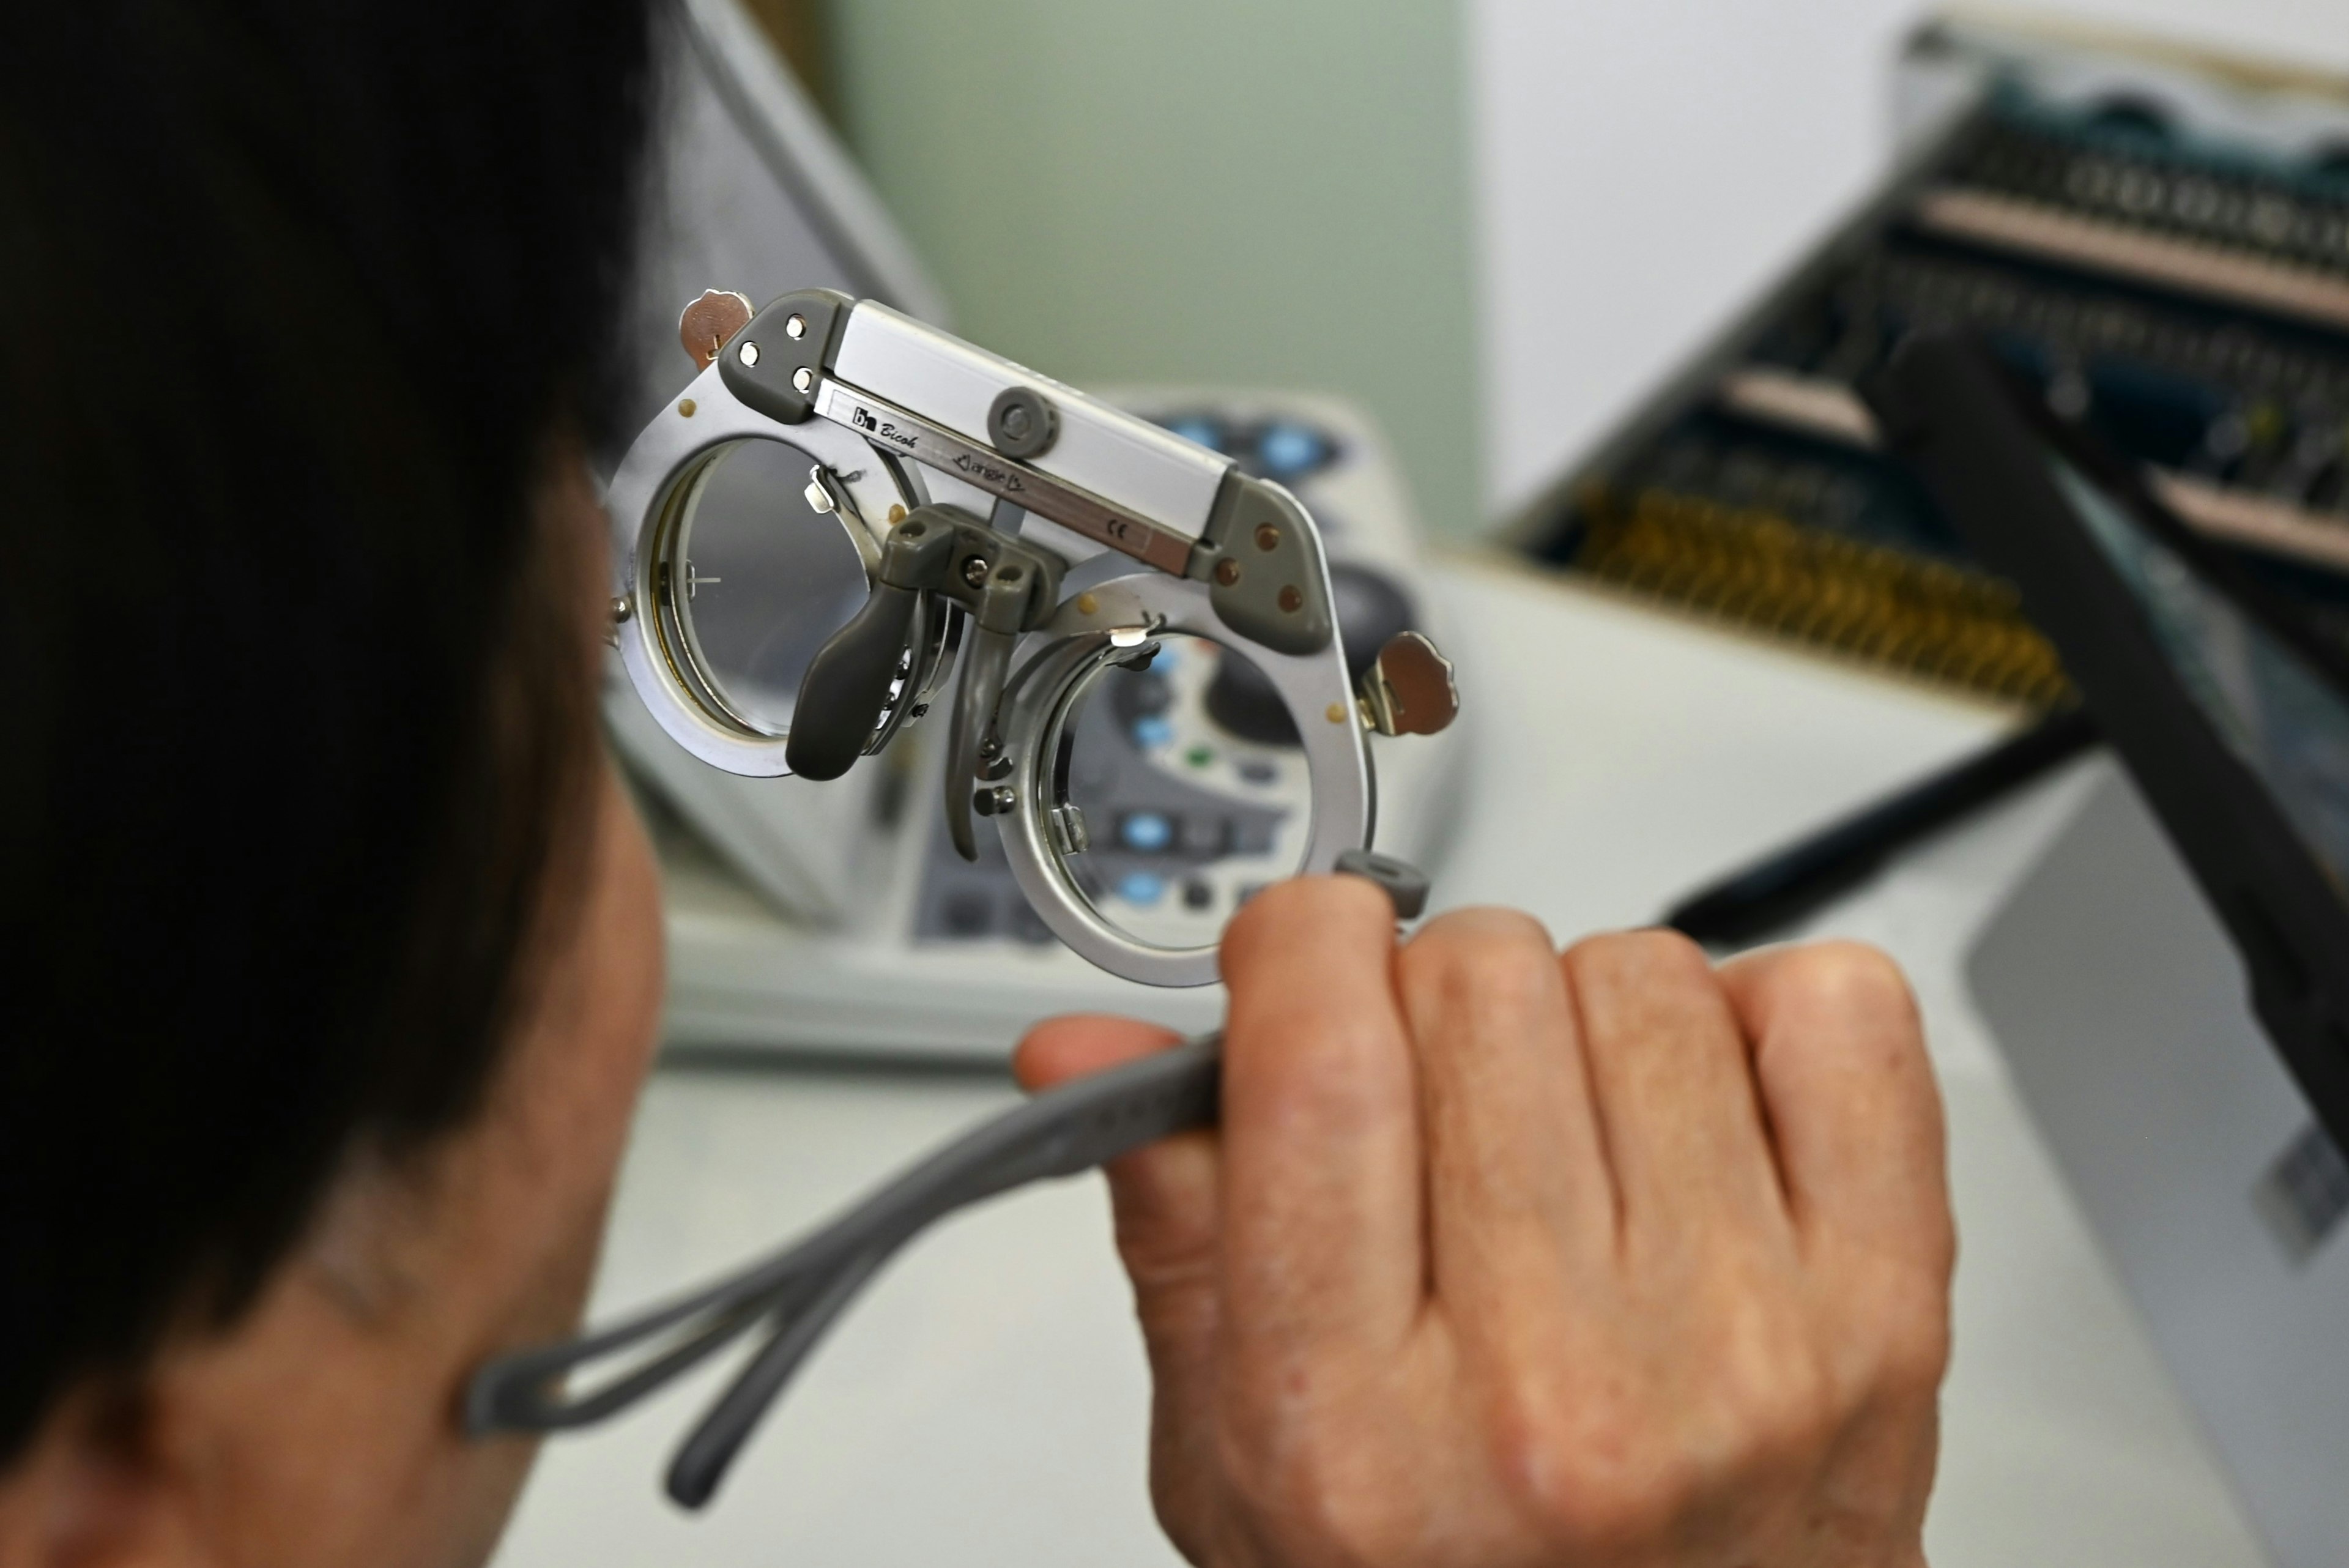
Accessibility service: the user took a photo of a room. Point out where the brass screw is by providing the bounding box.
[1255,523,1282,552]
[1325,702,1348,724]
[1214,559,1241,587]
[677,398,697,417]
[888,504,907,524]
[1075,592,1099,615]
[1278,585,1304,613]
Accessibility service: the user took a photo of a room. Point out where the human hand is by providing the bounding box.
[1016,880,1951,1567]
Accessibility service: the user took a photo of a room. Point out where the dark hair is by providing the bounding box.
[0,0,653,1458]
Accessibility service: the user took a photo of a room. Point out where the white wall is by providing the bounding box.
[1470,0,2349,520]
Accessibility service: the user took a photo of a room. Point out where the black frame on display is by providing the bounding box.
[1867,330,2349,1151]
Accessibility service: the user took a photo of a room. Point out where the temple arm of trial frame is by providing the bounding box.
[464,849,1429,1508]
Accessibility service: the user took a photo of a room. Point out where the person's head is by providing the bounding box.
[0,2,668,1563]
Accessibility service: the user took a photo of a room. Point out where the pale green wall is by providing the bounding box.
[826,0,1481,536]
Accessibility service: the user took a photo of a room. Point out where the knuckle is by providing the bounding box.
[1888,1317,1954,1405]
[1483,1382,1690,1553]
[1777,940,1917,1025]
[1538,1458,1691,1554]
[1145,1461,1215,1566]
[1469,1291,1882,1559]
[1400,907,1558,1005]
[1732,1325,1838,1466]
[1225,1419,1408,1568]
[1410,904,1556,959]
[1689,1282,1842,1482]
[1223,874,1390,973]
[1868,1269,1956,1402]
[1564,926,1716,996]
[1909,1192,1959,1282]
[1819,1245,1954,1420]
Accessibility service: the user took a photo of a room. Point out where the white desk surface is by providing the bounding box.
[494,557,2271,1567]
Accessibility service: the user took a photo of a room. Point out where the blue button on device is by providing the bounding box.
[1117,872,1167,907]
[1164,417,1224,453]
[1132,715,1173,748]
[1257,422,1327,478]
[1120,811,1173,852]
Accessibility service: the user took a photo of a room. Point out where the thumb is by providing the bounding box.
[1014,1017,1226,1553]
[1012,1011,1187,1091]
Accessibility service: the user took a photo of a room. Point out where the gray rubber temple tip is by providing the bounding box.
[1335,848,1430,920]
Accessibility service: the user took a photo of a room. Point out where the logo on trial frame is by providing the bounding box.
[852,406,877,431]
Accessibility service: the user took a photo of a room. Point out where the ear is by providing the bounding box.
[0,1381,216,1568]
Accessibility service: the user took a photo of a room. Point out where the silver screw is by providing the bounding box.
[792,366,814,393]
[960,555,992,589]
[609,595,634,624]
[785,313,808,340]
[738,340,760,366]
[974,786,1017,817]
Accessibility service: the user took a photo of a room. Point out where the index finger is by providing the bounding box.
[1217,875,1424,1365]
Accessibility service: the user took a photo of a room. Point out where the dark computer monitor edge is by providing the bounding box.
[1864,330,2349,1151]
[670,0,946,322]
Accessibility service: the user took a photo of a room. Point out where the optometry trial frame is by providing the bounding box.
[466,288,1457,1504]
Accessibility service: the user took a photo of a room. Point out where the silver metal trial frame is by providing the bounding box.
[602,305,1375,987]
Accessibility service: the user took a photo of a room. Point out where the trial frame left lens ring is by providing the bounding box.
[606,359,916,778]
